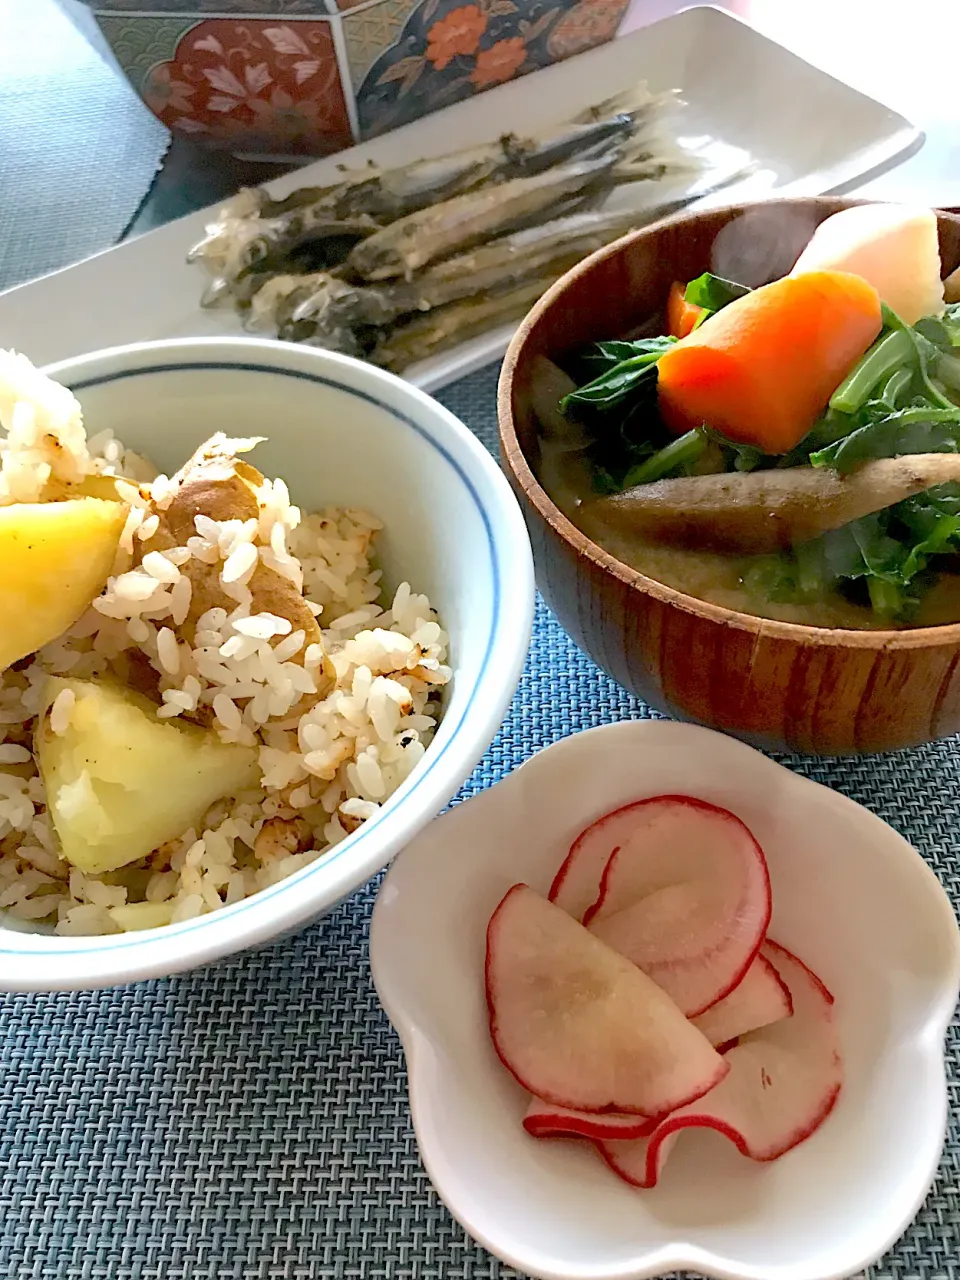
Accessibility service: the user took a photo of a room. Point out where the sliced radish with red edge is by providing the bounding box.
[598,942,842,1189]
[692,952,792,1046]
[583,796,771,1017]
[523,1099,657,1141]
[549,800,662,921]
[486,884,728,1117]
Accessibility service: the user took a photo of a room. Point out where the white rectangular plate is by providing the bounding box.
[0,4,920,392]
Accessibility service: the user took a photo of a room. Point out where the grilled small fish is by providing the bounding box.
[291,279,399,330]
[231,215,377,288]
[188,206,274,282]
[349,145,639,282]
[187,182,355,273]
[245,274,326,331]
[397,203,650,299]
[186,84,673,285]
[189,165,489,289]
[250,184,347,219]
[276,311,365,358]
[199,276,235,309]
[371,278,552,371]
[296,203,648,330]
[209,155,750,372]
[335,83,669,217]
[246,271,364,335]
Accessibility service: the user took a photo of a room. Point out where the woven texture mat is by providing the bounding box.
[0,0,168,293]
[0,362,957,1278]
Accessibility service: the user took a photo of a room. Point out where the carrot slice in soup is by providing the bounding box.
[666,281,705,339]
[656,270,882,454]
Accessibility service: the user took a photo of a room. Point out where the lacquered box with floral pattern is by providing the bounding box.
[79,0,631,157]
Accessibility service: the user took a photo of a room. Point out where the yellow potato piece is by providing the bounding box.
[0,498,127,671]
[37,677,261,874]
[41,473,132,504]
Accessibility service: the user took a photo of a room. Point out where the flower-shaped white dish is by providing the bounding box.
[370,720,960,1280]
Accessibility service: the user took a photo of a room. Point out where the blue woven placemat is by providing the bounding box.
[0,0,169,292]
[1,362,959,1279]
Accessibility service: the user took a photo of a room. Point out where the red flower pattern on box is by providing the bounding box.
[547,0,629,58]
[470,35,526,86]
[142,20,352,156]
[358,0,629,138]
[425,6,488,70]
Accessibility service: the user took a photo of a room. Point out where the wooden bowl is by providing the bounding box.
[498,197,960,755]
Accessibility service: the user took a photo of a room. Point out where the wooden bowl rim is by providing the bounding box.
[499,196,960,653]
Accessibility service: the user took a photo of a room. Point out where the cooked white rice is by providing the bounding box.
[0,351,451,936]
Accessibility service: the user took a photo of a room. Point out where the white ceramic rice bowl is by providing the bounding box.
[0,337,534,991]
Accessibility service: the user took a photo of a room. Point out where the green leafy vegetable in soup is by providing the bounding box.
[531,204,960,629]
[683,272,751,312]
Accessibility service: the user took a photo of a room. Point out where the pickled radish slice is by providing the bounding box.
[485,885,728,1116]
[599,943,842,1188]
[523,1099,656,1141]
[583,796,771,1016]
[692,952,792,1046]
[549,800,653,921]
